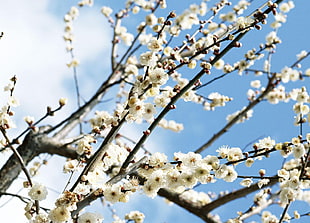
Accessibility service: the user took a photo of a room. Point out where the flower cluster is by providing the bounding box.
[102,178,139,204]
[77,212,103,223]
[124,210,145,223]
[158,119,184,132]
[176,3,206,29]
[138,151,239,198]
[204,92,233,110]
[0,78,19,130]
[63,6,80,65]
[226,106,253,123]
[48,191,79,223]
[271,1,295,28]
[76,135,96,157]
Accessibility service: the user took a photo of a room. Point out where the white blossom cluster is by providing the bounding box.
[157,119,184,132]
[271,1,295,28]
[0,79,19,131]
[63,6,80,67]
[124,210,145,223]
[174,2,207,30]
[226,106,253,123]
[76,135,96,157]
[138,151,239,198]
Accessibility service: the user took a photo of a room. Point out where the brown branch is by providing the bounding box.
[0,126,78,197]
[157,188,220,223]
[200,177,278,213]
[50,78,123,140]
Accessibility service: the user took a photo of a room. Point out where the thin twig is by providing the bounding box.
[195,74,277,154]
[0,127,40,214]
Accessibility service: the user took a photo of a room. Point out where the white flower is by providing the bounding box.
[279,2,293,13]
[213,59,224,70]
[216,145,229,159]
[143,103,156,120]
[28,183,48,201]
[101,6,113,17]
[63,159,79,173]
[76,135,95,156]
[261,211,278,223]
[149,67,168,86]
[289,175,300,189]
[266,31,281,45]
[296,89,309,103]
[125,64,139,76]
[143,180,160,198]
[293,103,309,115]
[86,167,106,186]
[258,178,270,188]
[226,147,243,162]
[280,187,297,204]
[132,6,140,14]
[240,178,253,187]
[145,13,157,26]
[256,137,275,149]
[128,100,145,117]
[176,12,199,30]
[148,169,167,188]
[125,211,145,223]
[140,51,157,67]
[235,16,253,30]
[293,143,305,159]
[103,184,123,203]
[121,32,134,46]
[250,80,261,88]
[203,155,219,170]
[245,158,254,167]
[154,94,170,107]
[138,33,152,45]
[147,37,163,52]
[223,166,238,182]
[49,206,71,223]
[226,107,253,123]
[78,212,104,223]
[175,152,202,168]
[149,152,168,167]
[8,96,19,107]
[180,170,198,188]
[74,183,91,195]
[297,50,308,60]
[31,212,49,223]
[69,6,79,19]
[278,169,290,180]
[193,164,211,184]
[166,168,182,188]
[215,164,228,179]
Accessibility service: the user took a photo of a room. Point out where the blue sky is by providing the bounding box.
[0,0,310,222]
